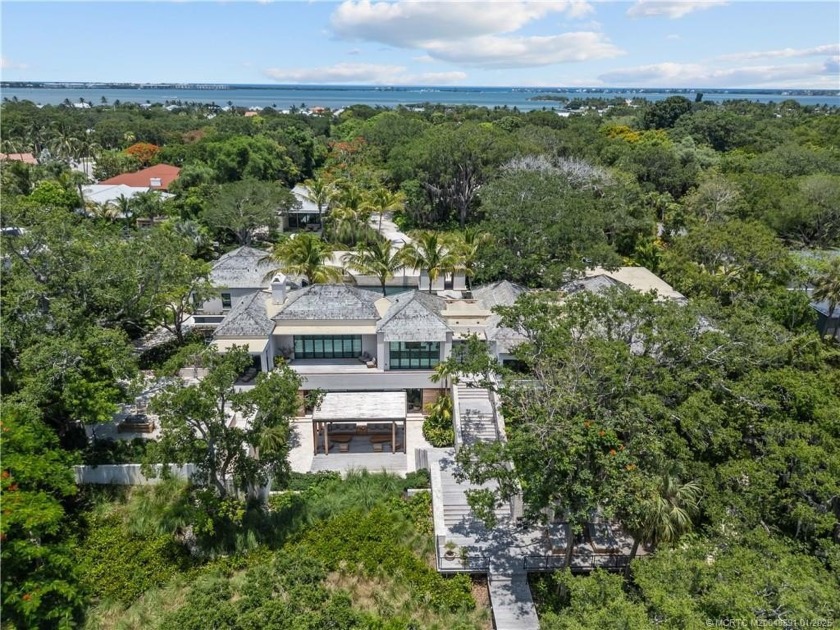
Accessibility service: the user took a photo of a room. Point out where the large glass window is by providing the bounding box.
[294,335,362,359]
[389,341,440,369]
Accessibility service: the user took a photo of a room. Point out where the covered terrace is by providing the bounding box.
[312,392,407,455]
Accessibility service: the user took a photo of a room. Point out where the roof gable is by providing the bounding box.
[377,291,451,341]
[100,164,181,190]
[211,246,275,289]
[274,284,381,320]
[214,291,274,338]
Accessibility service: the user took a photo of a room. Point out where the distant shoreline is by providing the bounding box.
[1,81,838,97]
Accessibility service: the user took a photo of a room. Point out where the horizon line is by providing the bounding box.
[2,81,837,93]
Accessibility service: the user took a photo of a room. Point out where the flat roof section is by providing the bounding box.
[313,391,407,422]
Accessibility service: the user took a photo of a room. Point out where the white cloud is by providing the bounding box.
[716,43,840,62]
[666,34,681,40]
[346,48,361,56]
[0,56,28,70]
[627,1,727,19]
[263,62,466,85]
[328,1,617,69]
[425,32,624,68]
[331,1,594,47]
[598,59,840,89]
[412,55,435,63]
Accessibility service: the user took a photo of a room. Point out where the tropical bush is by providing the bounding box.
[423,393,455,447]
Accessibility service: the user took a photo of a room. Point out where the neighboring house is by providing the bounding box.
[811,300,840,340]
[578,266,686,302]
[286,184,323,230]
[100,164,181,191]
[81,184,174,209]
[0,152,38,165]
[195,246,278,325]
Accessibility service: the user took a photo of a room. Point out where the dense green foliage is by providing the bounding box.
[423,393,455,447]
[76,473,485,629]
[2,95,839,627]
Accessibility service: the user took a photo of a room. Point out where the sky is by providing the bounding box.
[1,1,838,89]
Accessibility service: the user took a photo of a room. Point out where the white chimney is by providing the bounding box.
[150,177,162,188]
[270,273,287,304]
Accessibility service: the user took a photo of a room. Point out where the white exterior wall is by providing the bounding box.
[361,334,377,358]
[261,341,273,371]
[200,287,260,314]
[75,464,196,485]
[419,271,445,292]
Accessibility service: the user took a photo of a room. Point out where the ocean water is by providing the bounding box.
[2,84,838,110]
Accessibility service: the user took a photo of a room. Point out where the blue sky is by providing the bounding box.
[1,1,838,88]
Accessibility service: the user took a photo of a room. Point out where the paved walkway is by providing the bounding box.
[488,574,540,630]
[433,381,541,629]
[368,211,412,249]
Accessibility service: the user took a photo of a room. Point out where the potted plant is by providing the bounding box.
[443,541,458,561]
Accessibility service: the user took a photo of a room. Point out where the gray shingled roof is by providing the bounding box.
[214,291,274,338]
[210,246,275,289]
[472,280,528,353]
[472,280,527,310]
[377,291,451,341]
[274,284,382,320]
[561,274,627,295]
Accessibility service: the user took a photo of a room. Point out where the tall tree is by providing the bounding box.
[1,400,84,629]
[268,233,343,284]
[343,237,403,295]
[203,180,293,246]
[368,187,405,234]
[450,227,492,290]
[623,472,701,578]
[302,176,334,226]
[149,347,302,500]
[399,231,459,293]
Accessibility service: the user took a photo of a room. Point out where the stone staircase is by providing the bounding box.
[439,458,509,531]
[455,383,498,446]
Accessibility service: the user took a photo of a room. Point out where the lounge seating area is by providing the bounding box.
[315,422,405,454]
[117,414,156,434]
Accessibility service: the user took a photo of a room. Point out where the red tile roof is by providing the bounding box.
[100,164,181,190]
[0,152,38,165]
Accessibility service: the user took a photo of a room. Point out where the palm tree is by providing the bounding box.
[624,473,701,578]
[400,231,459,294]
[333,181,369,220]
[114,194,134,221]
[368,187,406,234]
[450,227,491,290]
[343,237,404,295]
[267,233,343,285]
[812,258,840,338]
[302,176,334,226]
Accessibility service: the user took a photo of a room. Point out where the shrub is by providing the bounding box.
[297,504,474,613]
[423,394,455,447]
[76,512,193,605]
[403,468,431,490]
[83,437,149,465]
